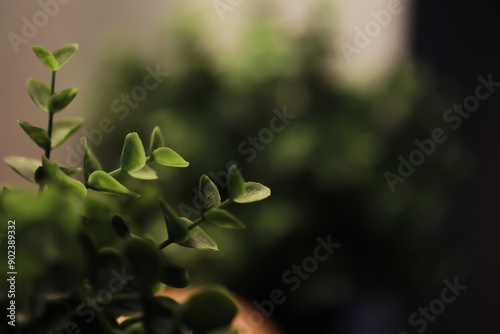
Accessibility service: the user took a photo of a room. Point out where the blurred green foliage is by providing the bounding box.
[86,5,472,330]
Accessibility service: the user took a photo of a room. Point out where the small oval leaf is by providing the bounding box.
[204,209,245,229]
[48,88,78,113]
[4,156,40,183]
[199,175,221,212]
[148,126,165,154]
[27,78,51,111]
[52,43,78,69]
[233,182,271,204]
[87,171,139,198]
[18,120,50,150]
[51,117,83,148]
[41,155,87,197]
[112,215,131,238]
[121,133,147,173]
[228,164,245,200]
[179,218,219,251]
[32,45,58,71]
[35,166,82,184]
[151,147,189,167]
[159,198,189,244]
[82,137,102,182]
[128,164,158,180]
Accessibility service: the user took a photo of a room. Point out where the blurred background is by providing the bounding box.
[1,0,499,333]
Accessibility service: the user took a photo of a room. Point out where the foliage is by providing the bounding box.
[1,44,270,333]
[89,9,470,332]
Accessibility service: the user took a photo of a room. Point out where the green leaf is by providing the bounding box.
[35,165,81,185]
[27,78,51,111]
[60,166,82,175]
[233,182,271,203]
[18,120,50,150]
[228,165,245,200]
[4,156,40,183]
[87,171,139,198]
[41,155,87,197]
[5,156,78,184]
[82,137,102,182]
[32,45,58,71]
[121,133,147,173]
[112,215,131,238]
[52,43,78,69]
[179,218,219,251]
[204,209,245,229]
[48,88,78,113]
[123,237,161,293]
[51,117,83,148]
[181,287,238,333]
[128,164,158,180]
[199,175,221,212]
[148,126,165,154]
[159,198,189,244]
[151,147,189,167]
[159,262,189,288]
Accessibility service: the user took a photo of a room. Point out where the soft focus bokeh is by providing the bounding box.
[1,1,499,333]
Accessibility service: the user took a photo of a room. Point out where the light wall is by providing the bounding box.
[0,0,412,184]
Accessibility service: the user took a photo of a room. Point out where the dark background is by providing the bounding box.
[414,1,500,333]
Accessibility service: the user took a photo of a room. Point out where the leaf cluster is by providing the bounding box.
[2,44,271,334]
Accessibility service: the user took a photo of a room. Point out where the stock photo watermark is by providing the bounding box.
[7,0,73,54]
[236,235,341,331]
[212,0,244,21]
[178,106,295,219]
[65,64,169,167]
[339,0,409,64]
[385,74,500,192]
[399,277,467,334]
[6,220,16,328]
[238,107,296,162]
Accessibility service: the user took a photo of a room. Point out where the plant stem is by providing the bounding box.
[109,168,122,177]
[218,198,233,209]
[158,239,172,250]
[39,71,56,193]
[187,217,204,230]
[157,198,233,250]
[45,71,56,159]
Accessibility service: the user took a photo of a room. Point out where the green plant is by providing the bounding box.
[1,44,270,334]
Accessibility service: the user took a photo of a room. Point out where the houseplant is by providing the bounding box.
[1,43,270,334]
